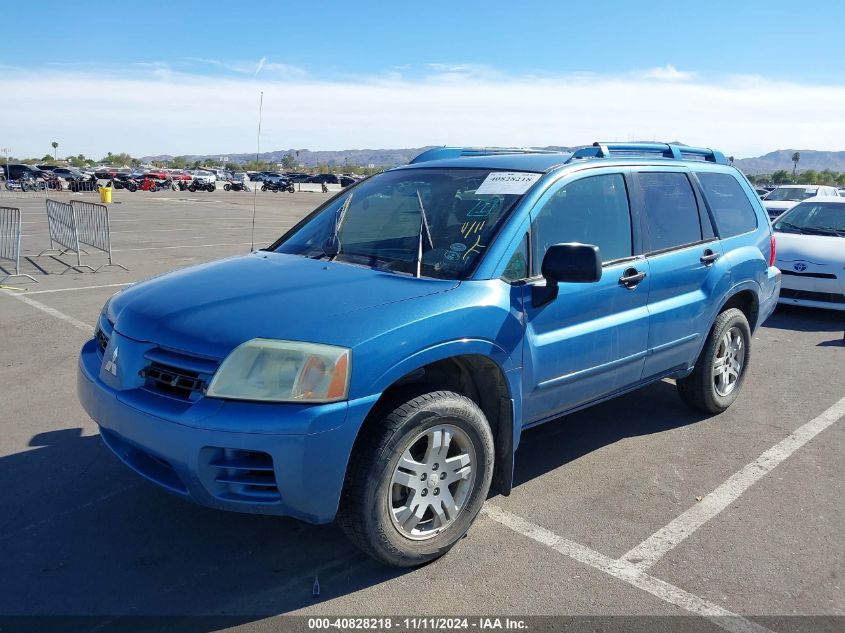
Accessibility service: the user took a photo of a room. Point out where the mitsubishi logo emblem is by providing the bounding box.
[104,346,118,376]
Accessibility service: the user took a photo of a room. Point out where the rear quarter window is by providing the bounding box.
[696,172,758,237]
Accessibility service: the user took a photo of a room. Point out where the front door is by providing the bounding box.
[521,171,651,425]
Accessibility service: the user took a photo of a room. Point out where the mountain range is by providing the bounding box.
[140,147,845,174]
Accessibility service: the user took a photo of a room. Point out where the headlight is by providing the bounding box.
[206,339,351,403]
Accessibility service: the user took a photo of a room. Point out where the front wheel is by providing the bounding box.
[677,308,751,413]
[287,185,295,193]
[224,183,231,191]
[337,391,494,567]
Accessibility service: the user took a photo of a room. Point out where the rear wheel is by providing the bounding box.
[338,391,494,567]
[208,184,215,192]
[224,183,231,191]
[677,308,751,413]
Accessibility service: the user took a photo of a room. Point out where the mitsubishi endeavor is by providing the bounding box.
[78,142,781,567]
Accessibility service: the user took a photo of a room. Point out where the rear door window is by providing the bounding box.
[696,172,758,237]
[638,172,702,251]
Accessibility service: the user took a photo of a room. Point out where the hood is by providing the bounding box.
[774,232,845,266]
[108,252,459,357]
[764,201,799,213]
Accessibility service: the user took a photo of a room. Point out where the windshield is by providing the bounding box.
[272,168,533,279]
[766,187,817,202]
[773,202,845,236]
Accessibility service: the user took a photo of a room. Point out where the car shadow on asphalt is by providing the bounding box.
[0,381,731,629]
[768,304,845,334]
[511,379,708,488]
[0,428,408,630]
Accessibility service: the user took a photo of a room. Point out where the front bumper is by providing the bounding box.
[778,270,845,312]
[78,338,377,523]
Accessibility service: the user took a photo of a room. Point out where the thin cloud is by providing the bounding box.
[255,56,266,76]
[638,64,698,81]
[1,66,843,158]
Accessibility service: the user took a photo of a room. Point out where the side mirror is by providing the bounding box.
[533,243,602,307]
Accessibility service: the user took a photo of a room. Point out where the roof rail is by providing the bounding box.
[409,146,559,164]
[567,142,728,165]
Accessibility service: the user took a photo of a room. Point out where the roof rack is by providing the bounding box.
[567,142,728,165]
[409,146,559,164]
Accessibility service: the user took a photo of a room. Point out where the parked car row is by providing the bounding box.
[760,184,841,218]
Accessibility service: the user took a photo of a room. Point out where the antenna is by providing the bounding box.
[251,91,264,252]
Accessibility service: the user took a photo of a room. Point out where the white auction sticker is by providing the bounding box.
[474,171,542,195]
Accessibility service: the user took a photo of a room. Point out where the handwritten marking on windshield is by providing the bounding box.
[462,235,485,260]
[461,220,486,238]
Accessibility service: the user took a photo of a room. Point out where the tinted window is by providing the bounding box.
[639,172,702,251]
[531,174,632,268]
[697,172,758,237]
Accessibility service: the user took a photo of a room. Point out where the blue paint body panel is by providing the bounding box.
[78,144,780,523]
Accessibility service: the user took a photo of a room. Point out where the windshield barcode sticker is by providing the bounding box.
[474,172,542,195]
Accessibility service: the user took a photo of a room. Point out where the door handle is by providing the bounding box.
[619,268,646,289]
[700,249,719,265]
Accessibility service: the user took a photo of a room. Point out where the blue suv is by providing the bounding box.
[78,142,780,567]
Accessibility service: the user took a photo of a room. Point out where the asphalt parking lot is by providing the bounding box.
[0,188,842,632]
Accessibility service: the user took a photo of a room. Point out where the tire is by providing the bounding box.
[677,308,751,414]
[127,183,137,192]
[208,184,215,192]
[287,185,295,193]
[337,390,494,567]
[149,184,157,192]
[188,184,197,192]
[224,183,231,191]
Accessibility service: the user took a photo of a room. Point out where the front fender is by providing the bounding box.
[369,338,516,395]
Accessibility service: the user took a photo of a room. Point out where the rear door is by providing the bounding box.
[521,169,651,424]
[633,169,723,378]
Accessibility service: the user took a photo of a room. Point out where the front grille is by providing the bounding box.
[780,288,845,304]
[96,328,109,357]
[140,347,219,401]
[780,270,838,279]
[140,362,207,399]
[206,448,281,503]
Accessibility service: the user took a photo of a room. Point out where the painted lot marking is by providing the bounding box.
[22,283,132,295]
[114,241,254,252]
[482,505,774,633]
[621,395,845,571]
[2,290,94,335]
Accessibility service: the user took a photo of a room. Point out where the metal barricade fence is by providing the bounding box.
[38,198,94,273]
[70,200,126,271]
[0,206,36,283]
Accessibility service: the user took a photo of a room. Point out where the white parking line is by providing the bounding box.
[22,283,132,295]
[482,504,774,633]
[2,290,94,335]
[621,395,845,571]
[114,241,254,252]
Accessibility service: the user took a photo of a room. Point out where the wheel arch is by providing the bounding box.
[350,349,518,497]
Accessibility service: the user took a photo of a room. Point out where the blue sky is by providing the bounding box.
[3,0,845,158]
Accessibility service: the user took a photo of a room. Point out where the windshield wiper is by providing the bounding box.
[815,226,845,236]
[415,189,434,278]
[322,193,353,260]
[776,221,808,234]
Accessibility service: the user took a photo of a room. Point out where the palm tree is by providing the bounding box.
[791,151,800,180]
[51,141,58,161]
